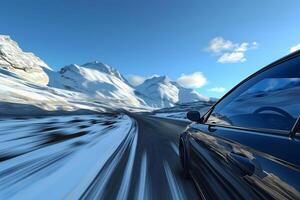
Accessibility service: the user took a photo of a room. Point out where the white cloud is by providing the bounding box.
[177,72,207,88]
[207,37,258,63]
[207,37,235,53]
[251,41,259,49]
[126,75,146,86]
[235,42,249,52]
[290,43,300,53]
[208,87,226,93]
[218,52,246,63]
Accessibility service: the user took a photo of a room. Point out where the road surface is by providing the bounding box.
[80,113,199,199]
[0,113,200,199]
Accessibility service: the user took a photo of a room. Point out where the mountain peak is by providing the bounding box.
[81,61,124,81]
[143,75,170,84]
[0,35,51,85]
[0,35,16,45]
[0,35,11,41]
[136,75,209,107]
[82,60,106,67]
[60,64,80,74]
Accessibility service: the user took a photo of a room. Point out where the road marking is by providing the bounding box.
[135,151,148,200]
[170,142,179,156]
[163,160,185,200]
[116,129,138,200]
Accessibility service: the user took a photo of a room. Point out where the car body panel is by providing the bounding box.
[184,123,300,199]
[180,51,300,200]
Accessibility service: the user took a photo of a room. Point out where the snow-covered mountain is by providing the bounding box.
[0,35,51,85]
[0,35,104,114]
[51,61,146,108]
[136,76,209,108]
[174,82,209,103]
[0,35,209,114]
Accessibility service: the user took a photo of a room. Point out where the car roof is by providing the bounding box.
[265,49,300,71]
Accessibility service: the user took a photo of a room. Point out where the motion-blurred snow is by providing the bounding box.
[0,114,136,199]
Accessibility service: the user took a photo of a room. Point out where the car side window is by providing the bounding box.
[207,55,300,132]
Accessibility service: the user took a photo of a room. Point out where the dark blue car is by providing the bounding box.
[180,50,300,199]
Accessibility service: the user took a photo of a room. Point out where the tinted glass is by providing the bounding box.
[207,55,300,132]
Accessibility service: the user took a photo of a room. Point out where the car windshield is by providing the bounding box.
[207,55,300,132]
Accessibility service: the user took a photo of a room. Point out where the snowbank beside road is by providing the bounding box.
[0,114,137,200]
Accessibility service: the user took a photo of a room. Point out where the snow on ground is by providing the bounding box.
[0,69,87,111]
[0,114,137,200]
[0,67,151,115]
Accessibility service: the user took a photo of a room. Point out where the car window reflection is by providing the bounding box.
[208,77,300,132]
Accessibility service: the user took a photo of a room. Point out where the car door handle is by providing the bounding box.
[229,152,255,176]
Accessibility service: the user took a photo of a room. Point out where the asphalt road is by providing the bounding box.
[130,114,199,200]
[0,113,200,200]
[83,113,200,200]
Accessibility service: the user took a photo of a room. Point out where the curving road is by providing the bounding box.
[0,113,200,200]
[85,113,200,200]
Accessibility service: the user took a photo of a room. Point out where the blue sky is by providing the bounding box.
[1,0,300,98]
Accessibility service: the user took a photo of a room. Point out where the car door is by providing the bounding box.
[187,54,300,200]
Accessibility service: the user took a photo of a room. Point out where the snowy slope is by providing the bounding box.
[136,76,209,108]
[0,35,109,114]
[174,82,209,103]
[52,61,147,108]
[0,35,51,85]
[0,35,209,113]
[135,76,178,107]
[0,67,114,115]
[0,114,136,199]
[0,35,147,113]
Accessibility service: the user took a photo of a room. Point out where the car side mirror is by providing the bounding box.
[187,111,202,123]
